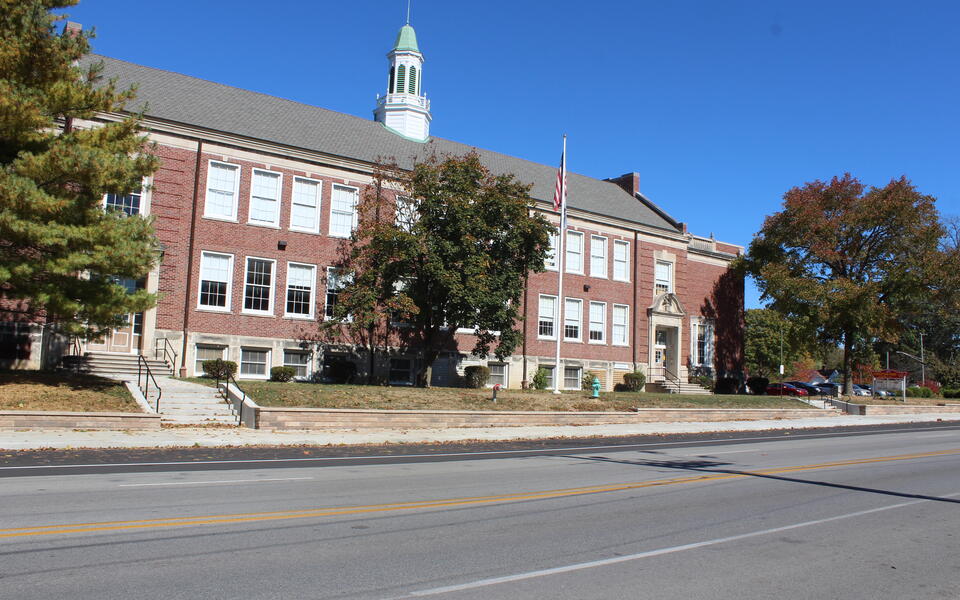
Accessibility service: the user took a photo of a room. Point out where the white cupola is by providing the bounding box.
[373,23,431,142]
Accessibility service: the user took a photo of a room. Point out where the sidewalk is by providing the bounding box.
[2,413,959,450]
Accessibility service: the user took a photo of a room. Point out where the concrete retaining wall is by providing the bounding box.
[254,407,838,431]
[0,410,161,430]
[860,404,960,415]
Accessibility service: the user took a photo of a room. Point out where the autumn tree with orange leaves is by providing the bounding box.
[744,174,945,395]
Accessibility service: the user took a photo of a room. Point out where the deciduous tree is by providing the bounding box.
[0,1,159,335]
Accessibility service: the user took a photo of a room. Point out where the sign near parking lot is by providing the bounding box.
[872,370,908,402]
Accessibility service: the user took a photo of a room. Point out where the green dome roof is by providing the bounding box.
[393,24,420,52]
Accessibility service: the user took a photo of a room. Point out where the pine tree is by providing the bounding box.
[0,0,159,335]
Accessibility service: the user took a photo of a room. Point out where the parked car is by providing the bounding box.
[786,381,821,396]
[852,384,872,397]
[766,383,809,397]
[814,382,840,396]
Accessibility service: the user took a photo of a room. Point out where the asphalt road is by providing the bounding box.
[2,424,959,599]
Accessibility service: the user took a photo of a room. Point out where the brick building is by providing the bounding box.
[7,22,744,390]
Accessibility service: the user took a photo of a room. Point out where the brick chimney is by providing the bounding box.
[604,172,640,196]
[63,21,82,37]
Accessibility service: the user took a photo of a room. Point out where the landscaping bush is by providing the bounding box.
[690,374,714,389]
[270,366,296,382]
[906,386,933,398]
[715,377,739,395]
[920,379,941,395]
[582,371,601,391]
[532,367,549,390]
[942,388,960,399]
[464,366,490,388]
[621,371,645,392]
[202,359,237,379]
[746,376,769,395]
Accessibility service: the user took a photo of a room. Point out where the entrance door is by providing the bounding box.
[86,315,135,353]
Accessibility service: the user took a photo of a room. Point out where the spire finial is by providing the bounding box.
[406,0,411,24]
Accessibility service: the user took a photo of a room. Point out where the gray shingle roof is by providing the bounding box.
[87,55,679,231]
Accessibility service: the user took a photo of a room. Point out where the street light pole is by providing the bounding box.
[920,332,925,384]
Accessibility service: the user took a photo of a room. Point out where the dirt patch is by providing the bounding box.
[0,371,140,413]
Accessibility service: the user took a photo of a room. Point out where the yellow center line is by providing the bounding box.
[2,447,957,540]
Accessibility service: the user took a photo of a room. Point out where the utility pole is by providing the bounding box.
[920,332,925,384]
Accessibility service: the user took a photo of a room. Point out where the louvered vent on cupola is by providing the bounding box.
[408,65,417,94]
[396,65,406,94]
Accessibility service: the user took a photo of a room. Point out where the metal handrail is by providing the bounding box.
[662,366,682,394]
[215,369,248,425]
[138,354,162,412]
[154,337,178,370]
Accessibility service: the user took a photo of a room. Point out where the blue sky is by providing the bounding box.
[64,1,959,308]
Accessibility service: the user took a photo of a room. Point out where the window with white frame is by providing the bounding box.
[564,366,582,390]
[290,177,321,232]
[540,365,556,389]
[590,236,607,278]
[655,260,673,295]
[564,298,582,341]
[538,294,557,339]
[565,231,583,274]
[329,184,358,237]
[612,304,629,346]
[283,350,311,379]
[588,301,606,343]
[105,189,142,216]
[198,252,233,310]
[204,161,239,220]
[325,267,345,319]
[488,363,508,387]
[194,345,224,376]
[691,319,715,368]
[396,195,418,232]
[544,232,559,271]
[240,348,269,378]
[613,240,630,281]
[285,262,316,317]
[243,258,274,314]
[248,169,281,226]
[389,358,413,385]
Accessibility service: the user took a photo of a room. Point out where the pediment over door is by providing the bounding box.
[648,292,687,317]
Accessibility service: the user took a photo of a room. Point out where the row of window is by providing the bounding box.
[195,345,310,378]
[538,295,630,345]
[545,233,676,295]
[198,251,344,318]
[204,161,360,237]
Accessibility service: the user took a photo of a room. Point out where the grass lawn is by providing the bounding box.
[184,378,814,411]
[0,371,140,413]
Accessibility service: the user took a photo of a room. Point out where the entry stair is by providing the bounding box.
[647,380,713,395]
[64,351,173,377]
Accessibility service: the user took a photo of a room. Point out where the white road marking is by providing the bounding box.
[3,424,959,472]
[118,477,313,487]
[401,492,959,597]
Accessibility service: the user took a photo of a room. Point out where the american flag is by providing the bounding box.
[553,145,566,212]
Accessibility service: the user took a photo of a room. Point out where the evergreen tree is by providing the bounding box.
[0,1,159,335]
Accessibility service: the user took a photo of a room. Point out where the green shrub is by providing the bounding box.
[202,359,237,379]
[715,377,739,395]
[532,367,549,390]
[582,371,601,391]
[621,371,645,392]
[746,376,769,395]
[270,366,296,382]
[464,366,490,388]
[906,386,933,398]
[942,388,960,399]
[690,374,713,389]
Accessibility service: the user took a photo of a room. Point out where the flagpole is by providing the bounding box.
[553,134,567,395]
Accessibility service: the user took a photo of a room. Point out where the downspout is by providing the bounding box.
[632,230,639,371]
[521,270,529,388]
[179,140,204,376]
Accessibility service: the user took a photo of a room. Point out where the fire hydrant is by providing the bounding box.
[492,383,502,403]
[591,376,601,398]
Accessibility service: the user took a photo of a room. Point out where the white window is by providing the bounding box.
[198,251,233,310]
[488,363,508,387]
[329,184,359,238]
[204,161,239,220]
[285,262,316,318]
[540,365,556,389]
[290,177,321,232]
[564,366,582,390]
[655,260,673,295]
[538,294,557,339]
[194,345,225,376]
[104,186,143,216]
[544,232,559,271]
[242,257,275,315]
[389,358,413,385]
[588,301,606,344]
[283,350,311,380]
[613,240,630,281]
[325,267,345,319]
[240,348,269,378]
[248,169,281,226]
[612,304,629,346]
[590,236,607,278]
[565,231,583,274]
[396,195,418,232]
[692,319,715,368]
[564,298,582,341]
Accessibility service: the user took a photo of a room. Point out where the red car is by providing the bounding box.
[766,383,809,397]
